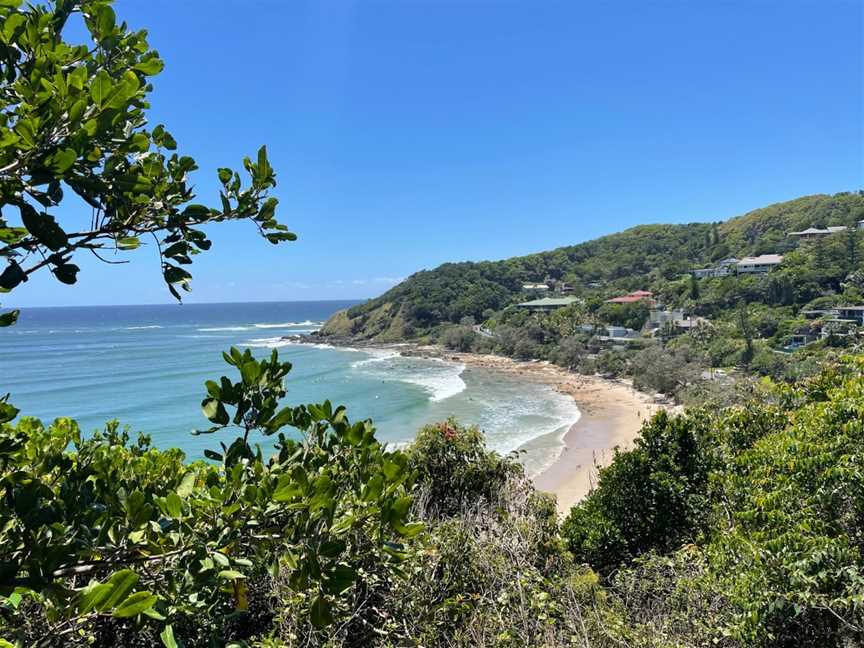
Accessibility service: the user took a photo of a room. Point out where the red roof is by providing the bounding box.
[606,290,654,304]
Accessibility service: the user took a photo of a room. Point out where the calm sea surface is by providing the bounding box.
[0,301,578,474]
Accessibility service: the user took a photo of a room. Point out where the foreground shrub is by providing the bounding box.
[562,410,714,574]
[709,358,864,646]
[406,419,523,518]
[0,349,420,646]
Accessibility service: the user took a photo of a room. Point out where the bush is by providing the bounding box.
[440,325,476,352]
[562,411,713,574]
[0,349,420,647]
[630,346,701,397]
[406,419,523,518]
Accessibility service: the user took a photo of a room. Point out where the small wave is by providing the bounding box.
[125,325,163,330]
[253,320,321,329]
[351,351,466,402]
[350,349,401,368]
[243,336,335,350]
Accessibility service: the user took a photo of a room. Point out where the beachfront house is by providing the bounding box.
[517,296,581,312]
[736,254,783,274]
[691,258,739,279]
[605,290,655,305]
[788,225,848,241]
[595,325,641,345]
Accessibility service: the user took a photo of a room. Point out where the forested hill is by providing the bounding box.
[320,192,864,340]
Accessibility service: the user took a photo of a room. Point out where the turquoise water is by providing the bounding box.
[1,301,578,474]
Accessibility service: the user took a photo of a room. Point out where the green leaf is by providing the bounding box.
[160,624,178,648]
[20,204,67,251]
[117,236,140,250]
[203,449,222,462]
[95,4,116,37]
[165,492,182,518]
[79,569,139,613]
[176,471,196,498]
[0,262,26,290]
[310,595,333,628]
[324,565,356,595]
[52,263,79,285]
[49,147,77,175]
[0,227,27,244]
[134,56,164,76]
[202,398,228,425]
[90,69,113,108]
[0,309,19,327]
[0,401,19,423]
[217,570,245,580]
[389,496,412,523]
[362,474,384,502]
[112,591,158,618]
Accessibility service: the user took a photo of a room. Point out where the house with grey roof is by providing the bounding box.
[736,254,783,274]
[516,296,581,312]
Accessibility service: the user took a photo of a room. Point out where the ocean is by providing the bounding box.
[0,301,578,475]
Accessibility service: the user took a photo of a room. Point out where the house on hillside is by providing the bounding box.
[801,308,840,319]
[648,308,706,332]
[835,305,864,326]
[786,331,819,350]
[594,325,641,346]
[517,296,581,312]
[736,254,783,274]
[788,226,848,241]
[605,290,655,305]
[692,258,739,279]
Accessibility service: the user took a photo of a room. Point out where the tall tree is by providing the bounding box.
[0,0,294,326]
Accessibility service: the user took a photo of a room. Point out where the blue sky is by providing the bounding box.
[10,0,863,307]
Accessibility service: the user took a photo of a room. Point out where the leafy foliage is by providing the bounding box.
[0,349,419,646]
[407,419,524,519]
[0,0,294,324]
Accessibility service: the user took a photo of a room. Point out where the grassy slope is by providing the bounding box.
[321,192,864,340]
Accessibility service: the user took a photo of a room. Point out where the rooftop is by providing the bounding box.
[789,225,849,236]
[738,254,784,265]
[606,290,654,304]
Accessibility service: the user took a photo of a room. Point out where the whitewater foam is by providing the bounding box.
[125,325,163,330]
[350,351,467,402]
[253,320,321,329]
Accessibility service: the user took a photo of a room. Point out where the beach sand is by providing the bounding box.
[409,347,669,515]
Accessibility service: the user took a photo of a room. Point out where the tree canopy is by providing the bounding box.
[0,0,294,326]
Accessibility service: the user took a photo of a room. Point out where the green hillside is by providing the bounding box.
[322,191,864,340]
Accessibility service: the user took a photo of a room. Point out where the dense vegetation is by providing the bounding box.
[2,2,864,647]
[5,358,864,646]
[322,191,864,403]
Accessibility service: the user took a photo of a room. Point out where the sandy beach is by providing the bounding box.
[406,346,670,514]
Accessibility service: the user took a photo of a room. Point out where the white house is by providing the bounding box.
[736,254,783,274]
[788,226,847,241]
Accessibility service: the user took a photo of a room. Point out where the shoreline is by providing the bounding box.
[408,347,668,514]
[306,336,671,515]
